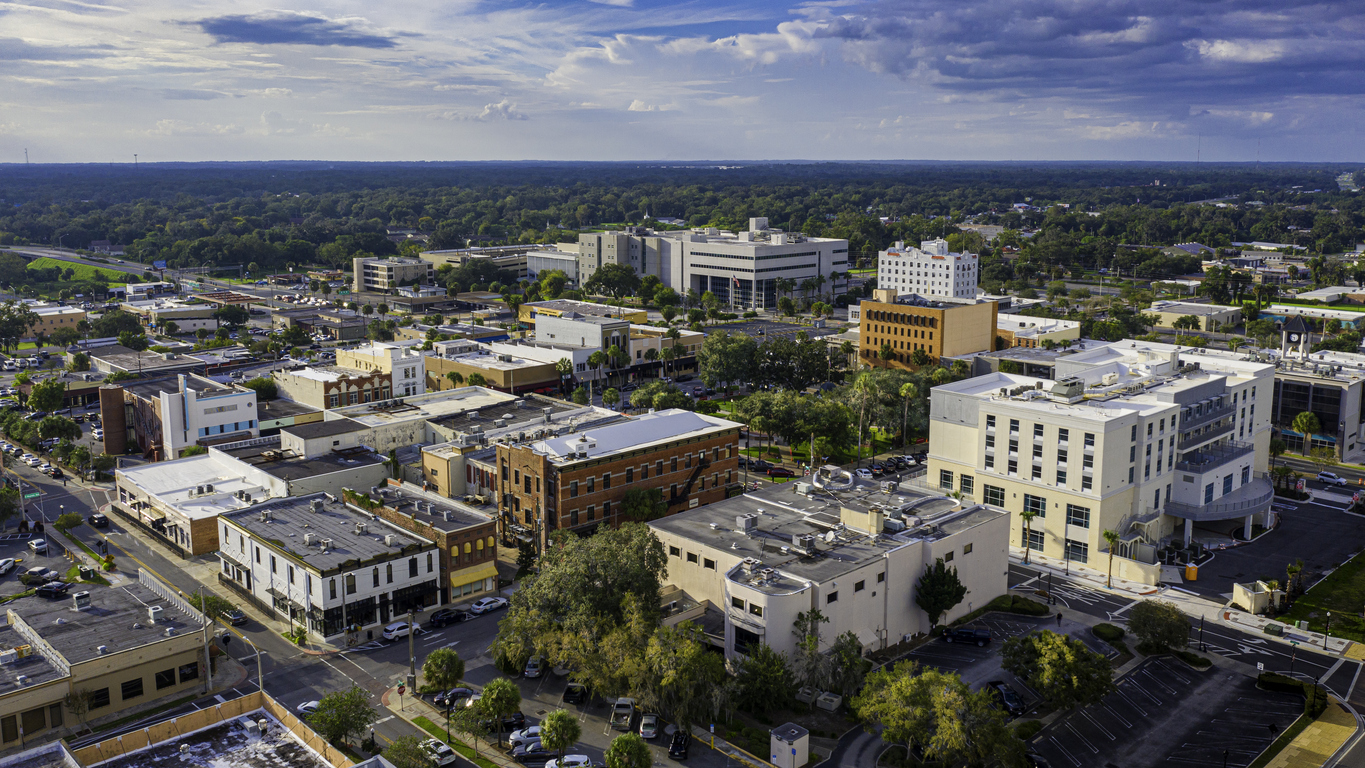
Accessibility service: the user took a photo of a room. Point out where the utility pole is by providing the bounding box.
[407,608,417,689]
[198,586,211,695]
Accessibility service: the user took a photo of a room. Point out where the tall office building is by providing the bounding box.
[876,239,978,299]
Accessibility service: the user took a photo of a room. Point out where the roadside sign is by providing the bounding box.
[1257,662,1264,671]
[22,492,41,499]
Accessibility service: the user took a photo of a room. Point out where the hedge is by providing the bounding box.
[1092,623,1125,642]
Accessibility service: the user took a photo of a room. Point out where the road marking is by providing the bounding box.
[1078,709,1115,741]
[1047,736,1081,767]
[374,715,395,725]
[1100,702,1132,728]
[214,695,227,703]
[1106,599,1140,621]
[1063,721,1097,754]
[1320,658,1347,686]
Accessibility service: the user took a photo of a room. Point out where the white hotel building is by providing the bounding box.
[928,341,1274,584]
[877,239,979,299]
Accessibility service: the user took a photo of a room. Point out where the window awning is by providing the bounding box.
[450,561,499,588]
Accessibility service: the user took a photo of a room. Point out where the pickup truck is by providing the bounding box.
[610,698,636,731]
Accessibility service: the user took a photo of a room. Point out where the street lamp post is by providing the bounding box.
[1325,612,1331,649]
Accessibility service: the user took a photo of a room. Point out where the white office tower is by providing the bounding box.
[877,238,979,299]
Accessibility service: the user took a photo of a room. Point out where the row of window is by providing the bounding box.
[328,386,392,408]
[197,420,255,437]
[231,526,436,597]
[0,662,203,741]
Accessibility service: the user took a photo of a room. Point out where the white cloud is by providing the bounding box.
[627,99,677,112]
[147,119,244,136]
[1187,39,1285,64]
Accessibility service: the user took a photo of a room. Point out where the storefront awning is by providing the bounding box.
[451,562,500,589]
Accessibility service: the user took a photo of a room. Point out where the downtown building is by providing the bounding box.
[875,239,979,299]
[927,340,1274,584]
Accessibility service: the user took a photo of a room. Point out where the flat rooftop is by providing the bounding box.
[223,494,431,571]
[95,710,329,768]
[329,386,519,428]
[525,299,629,318]
[650,473,1003,590]
[124,374,240,401]
[531,409,740,463]
[92,346,205,372]
[257,399,321,420]
[445,350,550,372]
[275,364,374,383]
[0,623,60,689]
[997,313,1080,335]
[282,419,366,440]
[219,438,383,481]
[117,454,270,519]
[11,582,207,665]
[432,398,619,440]
[370,483,493,532]
[1149,300,1240,316]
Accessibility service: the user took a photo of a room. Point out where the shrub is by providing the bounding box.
[1172,650,1212,669]
[1014,720,1043,741]
[1093,623,1125,642]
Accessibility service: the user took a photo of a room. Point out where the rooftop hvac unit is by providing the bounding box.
[304,533,316,546]
[384,534,398,546]
[148,605,164,624]
[442,510,452,522]
[196,485,205,496]
[736,513,758,533]
[72,591,91,611]
[0,650,16,666]
[493,419,506,428]
[355,522,368,535]
[310,499,324,513]
[205,483,214,493]
[14,674,27,686]
[244,494,252,503]
[321,538,333,549]
[259,510,271,522]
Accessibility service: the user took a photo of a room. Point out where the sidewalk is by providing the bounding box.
[1264,697,1357,768]
[1010,548,1159,598]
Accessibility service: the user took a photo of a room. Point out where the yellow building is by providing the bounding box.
[996,313,1082,349]
[858,289,998,369]
[28,304,85,340]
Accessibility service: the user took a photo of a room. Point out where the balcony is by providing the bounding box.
[1165,475,1274,522]
[1178,403,1234,433]
[1176,441,1254,474]
[1178,421,1234,450]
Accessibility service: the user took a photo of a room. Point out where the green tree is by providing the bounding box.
[214,304,250,327]
[1269,438,1287,468]
[63,689,95,732]
[1127,600,1189,651]
[602,387,620,408]
[445,371,464,390]
[915,558,967,627]
[67,352,89,372]
[1001,630,1114,710]
[640,621,726,728]
[540,709,583,760]
[791,608,831,694]
[117,330,149,351]
[604,733,652,768]
[382,735,435,768]
[28,378,66,413]
[571,386,589,405]
[733,642,794,716]
[1019,507,1039,565]
[1291,411,1322,455]
[307,685,378,745]
[586,263,642,301]
[54,512,83,531]
[187,592,238,622]
[466,373,488,387]
[697,331,756,393]
[1309,446,1339,474]
[38,416,80,442]
[1102,529,1121,588]
[620,487,667,522]
[162,321,180,337]
[828,630,867,699]
[1171,315,1201,331]
[516,539,537,572]
[423,647,466,693]
[478,677,522,745]
[240,376,277,400]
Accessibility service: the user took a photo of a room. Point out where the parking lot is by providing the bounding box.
[1030,660,1302,768]
[711,319,842,343]
[0,531,69,597]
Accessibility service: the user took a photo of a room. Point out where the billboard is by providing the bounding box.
[153,260,167,270]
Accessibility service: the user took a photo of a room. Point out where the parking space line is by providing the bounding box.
[1138,669,1179,696]
[1046,737,1081,767]
[1099,702,1132,729]
[1153,659,1192,685]
[1118,680,1158,709]
[1078,709,1115,741]
[1063,722,1098,754]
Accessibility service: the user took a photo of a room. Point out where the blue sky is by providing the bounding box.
[3,0,1363,162]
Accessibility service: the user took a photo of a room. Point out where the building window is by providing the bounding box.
[704,558,716,570]
[854,580,865,592]
[1242,466,1251,484]
[984,454,994,469]
[288,565,295,584]
[1066,505,1090,528]
[587,477,595,493]
[826,592,838,604]
[1131,425,1138,441]
[1032,464,1042,480]
[669,546,681,557]
[372,568,380,588]
[939,469,953,490]
[387,564,394,583]
[944,551,954,562]
[1007,459,1018,475]
[270,555,276,574]
[409,557,418,578]
[178,663,199,684]
[686,552,698,564]
[626,468,634,483]
[255,547,260,564]
[1033,423,1043,438]
[1223,475,1233,495]
[1058,428,1069,444]
[345,574,356,594]
[1023,494,1046,517]
[329,579,336,599]
[48,704,62,729]
[427,553,433,573]
[960,475,974,496]
[121,678,144,700]
[983,485,1005,506]
[1057,468,1067,485]
[570,481,578,497]
[89,688,112,709]
[732,597,744,609]
[1205,483,1214,503]
[1027,529,1044,552]
[749,604,763,617]
[603,473,611,489]
[877,572,885,583]
[964,543,973,555]
[1065,539,1089,563]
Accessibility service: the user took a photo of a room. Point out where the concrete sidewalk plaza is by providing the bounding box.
[1263,698,1357,768]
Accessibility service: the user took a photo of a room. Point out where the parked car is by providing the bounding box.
[943,627,991,647]
[88,513,109,528]
[434,687,475,709]
[748,459,773,471]
[481,711,526,733]
[1317,472,1349,487]
[546,756,592,768]
[512,743,554,765]
[855,468,873,479]
[471,596,508,614]
[423,739,458,767]
[427,608,473,628]
[222,608,248,626]
[509,726,544,749]
[23,455,40,467]
[296,701,320,716]
[27,538,47,555]
[563,682,589,704]
[36,582,71,599]
[668,731,691,760]
[92,428,105,440]
[524,656,545,678]
[382,621,421,641]
[0,558,14,576]
[767,467,796,479]
[25,566,59,582]
[987,681,1026,717]
[638,713,660,740]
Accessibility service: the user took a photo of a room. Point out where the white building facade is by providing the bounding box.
[876,239,979,299]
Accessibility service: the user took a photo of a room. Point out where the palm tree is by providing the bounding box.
[841,340,855,370]
[587,350,607,403]
[554,357,574,394]
[1019,508,1038,565]
[775,278,796,306]
[660,345,676,379]
[445,371,464,390]
[899,382,918,450]
[643,347,659,378]
[1291,411,1322,456]
[607,345,630,387]
[1103,529,1121,588]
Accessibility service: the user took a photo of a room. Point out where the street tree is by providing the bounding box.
[1127,601,1189,651]
[39,416,79,442]
[479,677,522,745]
[828,631,867,699]
[732,642,794,716]
[383,735,435,768]
[422,647,465,697]
[307,685,378,745]
[620,487,666,522]
[586,263,641,301]
[1291,411,1321,455]
[0,301,39,353]
[187,592,238,622]
[1001,630,1114,710]
[915,558,968,627]
[29,379,67,413]
[791,609,832,694]
[605,733,652,768]
[466,373,487,387]
[118,330,149,351]
[1103,529,1121,588]
[697,331,756,394]
[602,387,620,408]
[64,689,95,731]
[67,352,90,372]
[1019,507,1039,566]
[640,621,726,728]
[1309,447,1339,474]
[241,376,277,401]
[445,371,464,390]
[540,709,583,760]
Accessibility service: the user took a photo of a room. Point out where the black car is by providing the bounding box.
[87,513,109,528]
[767,467,796,479]
[563,682,589,704]
[24,411,47,421]
[870,463,886,476]
[222,608,248,626]
[986,681,1026,717]
[428,608,473,628]
[511,743,553,765]
[668,731,691,760]
[736,456,750,469]
[434,687,475,709]
[44,467,62,479]
[36,582,71,599]
[943,627,991,646]
[481,711,526,732]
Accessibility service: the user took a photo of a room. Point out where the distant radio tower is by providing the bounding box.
[24,149,28,165]
[1196,134,1201,164]
[133,153,138,169]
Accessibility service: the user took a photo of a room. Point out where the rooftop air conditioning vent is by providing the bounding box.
[304,533,316,546]
[355,522,368,535]
[384,534,398,546]
[321,538,333,549]
[148,605,163,624]
[311,499,324,513]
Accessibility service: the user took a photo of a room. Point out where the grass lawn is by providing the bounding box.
[28,257,131,282]
[1268,299,1365,313]
[412,716,500,768]
[1280,551,1365,642]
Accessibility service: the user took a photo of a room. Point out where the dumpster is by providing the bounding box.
[1185,564,1198,581]
[78,566,94,580]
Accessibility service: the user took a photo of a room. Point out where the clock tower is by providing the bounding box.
[1281,315,1309,360]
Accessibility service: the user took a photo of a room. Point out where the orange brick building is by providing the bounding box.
[858,289,999,369]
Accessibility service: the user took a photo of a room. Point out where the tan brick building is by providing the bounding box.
[858,289,999,369]
[495,409,742,547]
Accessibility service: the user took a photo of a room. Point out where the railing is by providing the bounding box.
[1176,441,1255,473]
[1178,421,1235,450]
[1165,476,1274,521]
[1178,403,1234,433]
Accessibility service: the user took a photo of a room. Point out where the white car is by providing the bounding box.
[470,597,508,614]
[0,558,15,576]
[382,621,421,641]
[296,700,320,716]
[92,429,105,440]
[423,739,458,767]
[1317,472,1349,487]
[509,726,544,749]
[22,455,38,467]
[465,693,482,709]
[546,756,593,768]
[854,468,873,479]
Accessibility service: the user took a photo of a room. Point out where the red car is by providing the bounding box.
[767,467,796,479]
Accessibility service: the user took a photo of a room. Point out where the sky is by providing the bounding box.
[2,0,1364,163]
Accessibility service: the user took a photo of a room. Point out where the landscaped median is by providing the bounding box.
[1250,674,1351,768]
